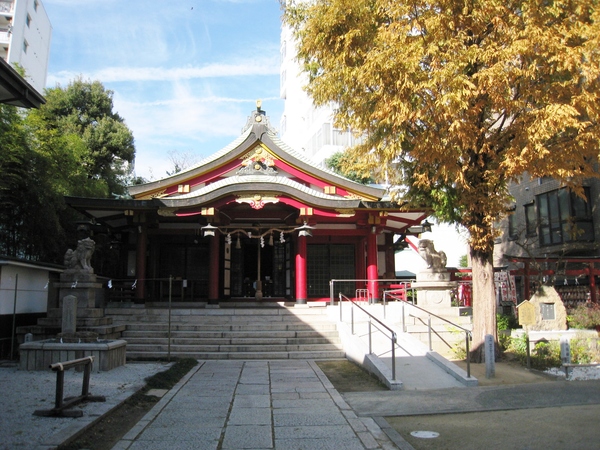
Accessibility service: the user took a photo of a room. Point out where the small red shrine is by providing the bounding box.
[66,106,429,305]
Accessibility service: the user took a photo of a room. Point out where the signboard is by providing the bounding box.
[517,300,535,326]
[494,271,517,303]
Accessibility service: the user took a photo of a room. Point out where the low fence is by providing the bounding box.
[33,356,106,418]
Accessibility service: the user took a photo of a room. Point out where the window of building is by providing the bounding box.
[524,202,537,237]
[537,187,594,246]
[22,39,28,53]
[33,0,39,11]
[322,122,331,146]
[332,127,350,147]
[26,14,31,28]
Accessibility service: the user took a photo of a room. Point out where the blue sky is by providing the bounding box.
[43,0,285,180]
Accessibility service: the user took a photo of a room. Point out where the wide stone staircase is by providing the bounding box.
[104,304,345,360]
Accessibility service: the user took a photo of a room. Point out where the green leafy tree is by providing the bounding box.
[0,78,136,262]
[325,151,375,184]
[27,77,135,196]
[0,103,69,260]
[285,0,600,360]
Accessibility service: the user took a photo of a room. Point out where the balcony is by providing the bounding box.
[0,1,13,14]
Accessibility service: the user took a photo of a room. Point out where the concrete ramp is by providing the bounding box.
[331,304,477,390]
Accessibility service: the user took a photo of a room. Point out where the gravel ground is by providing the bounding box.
[545,364,600,380]
[0,361,172,450]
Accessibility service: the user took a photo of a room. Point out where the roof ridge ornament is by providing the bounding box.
[237,147,278,176]
[241,99,274,133]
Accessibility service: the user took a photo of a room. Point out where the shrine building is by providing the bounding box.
[65,105,429,305]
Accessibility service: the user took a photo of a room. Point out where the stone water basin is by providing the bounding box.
[19,339,126,372]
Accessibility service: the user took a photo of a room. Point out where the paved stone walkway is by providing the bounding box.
[113,360,398,450]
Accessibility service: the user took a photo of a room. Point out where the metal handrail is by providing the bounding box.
[382,284,416,319]
[385,291,472,378]
[338,292,397,380]
[329,278,416,305]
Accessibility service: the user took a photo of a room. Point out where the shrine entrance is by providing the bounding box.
[230,237,291,299]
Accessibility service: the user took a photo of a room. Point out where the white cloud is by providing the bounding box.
[47,58,280,86]
[113,84,283,180]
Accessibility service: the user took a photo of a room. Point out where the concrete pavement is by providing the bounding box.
[112,359,399,450]
[110,357,600,450]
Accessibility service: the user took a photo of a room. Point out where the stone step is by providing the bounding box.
[122,323,338,332]
[47,308,106,319]
[125,343,342,353]
[125,350,346,360]
[37,317,114,327]
[105,306,330,317]
[107,314,332,325]
[123,336,340,346]
[79,324,127,338]
[105,305,343,360]
[122,329,340,339]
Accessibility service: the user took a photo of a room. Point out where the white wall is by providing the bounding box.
[7,0,51,92]
[0,265,50,315]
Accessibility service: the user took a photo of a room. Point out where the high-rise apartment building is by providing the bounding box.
[279,22,360,166]
[0,0,50,93]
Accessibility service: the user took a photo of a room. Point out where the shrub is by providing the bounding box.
[498,331,511,351]
[532,340,562,370]
[567,303,600,329]
[496,313,518,331]
[569,335,600,364]
[505,334,561,370]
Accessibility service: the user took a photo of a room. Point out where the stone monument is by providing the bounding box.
[411,239,458,312]
[519,285,568,332]
[18,238,126,371]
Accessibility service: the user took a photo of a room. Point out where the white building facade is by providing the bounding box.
[0,0,51,93]
[279,21,360,166]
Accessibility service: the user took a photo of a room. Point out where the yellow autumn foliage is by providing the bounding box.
[284,0,600,256]
[285,0,600,358]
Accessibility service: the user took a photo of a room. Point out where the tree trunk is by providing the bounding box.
[470,247,497,363]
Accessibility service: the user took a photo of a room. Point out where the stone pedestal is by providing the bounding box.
[17,268,124,344]
[57,272,104,308]
[411,269,458,314]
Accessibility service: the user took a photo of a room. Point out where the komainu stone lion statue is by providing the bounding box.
[418,239,447,271]
[64,238,95,273]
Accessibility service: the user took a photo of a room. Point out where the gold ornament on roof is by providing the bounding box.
[236,194,279,210]
[238,147,277,175]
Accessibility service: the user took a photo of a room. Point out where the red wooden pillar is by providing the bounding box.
[384,233,395,279]
[295,235,307,304]
[208,235,220,304]
[135,224,147,303]
[367,231,379,302]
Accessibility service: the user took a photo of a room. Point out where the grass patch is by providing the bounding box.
[316,359,388,392]
[144,357,198,391]
[58,358,198,450]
